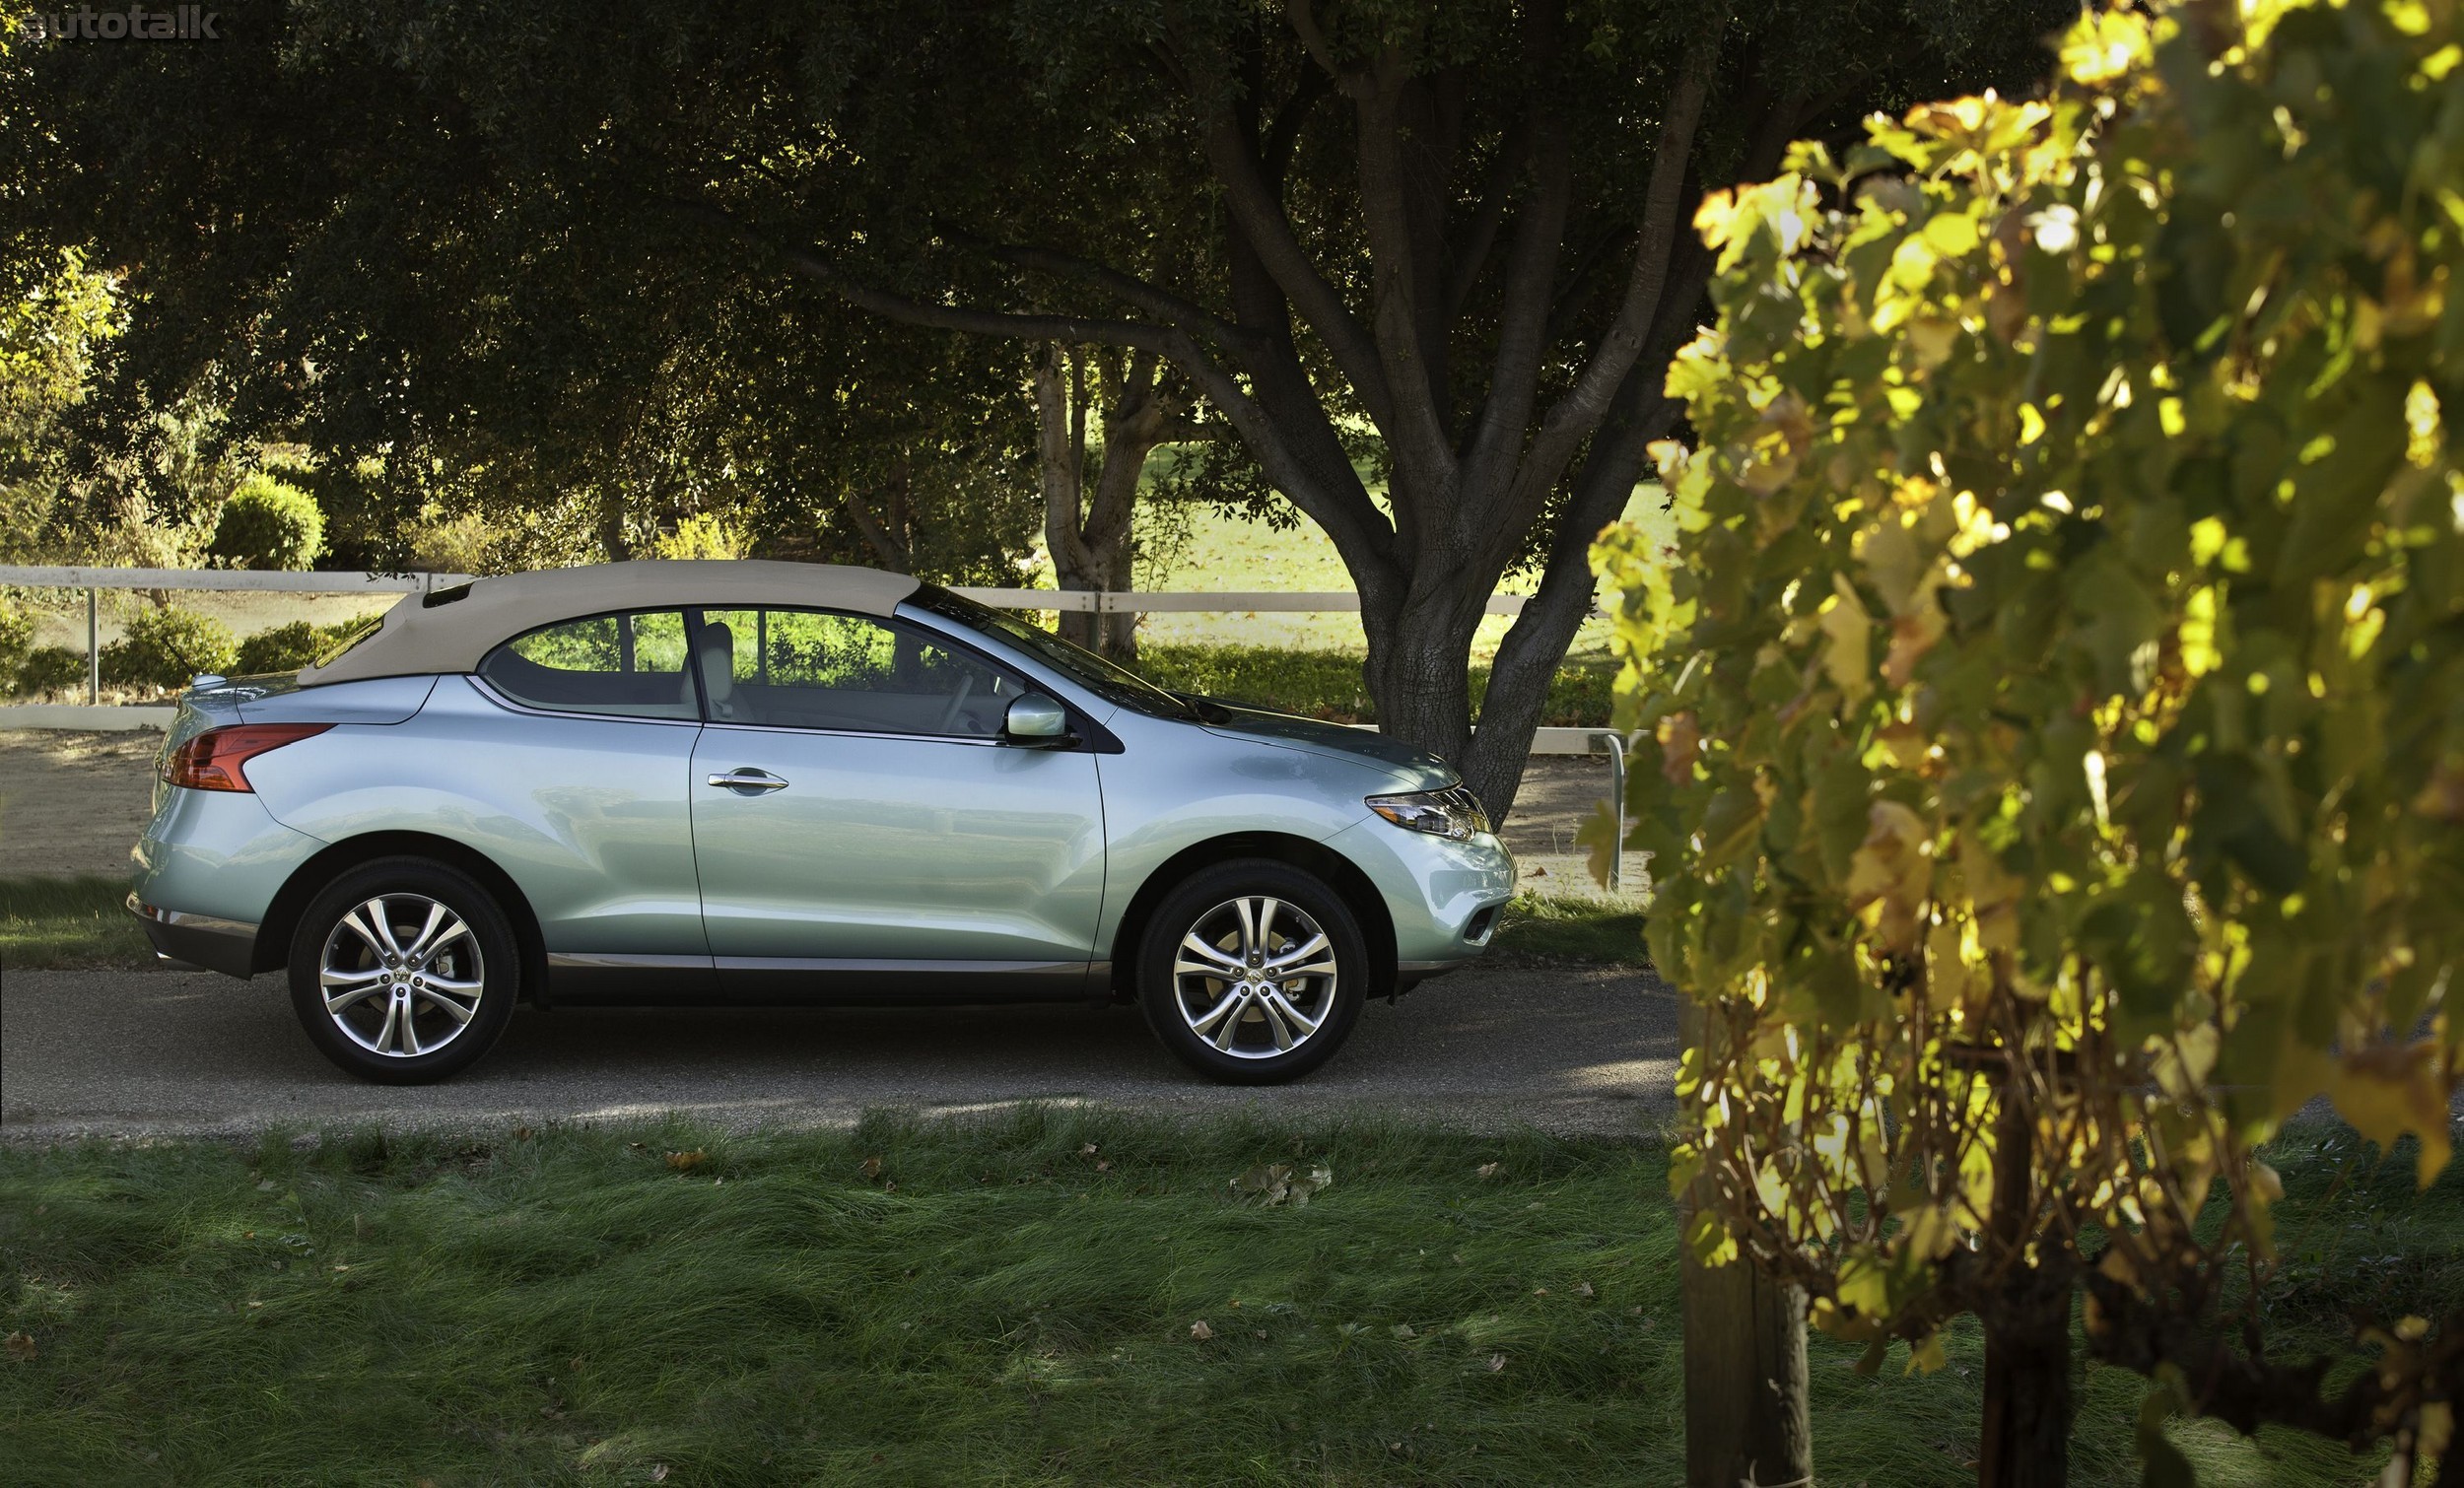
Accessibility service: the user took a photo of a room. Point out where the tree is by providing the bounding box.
[649,0,2070,818]
[1598,1,2464,1480]
[0,246,117,561]
[0,6,1047,585]
[1036,345,1211,661]
[3,0,2067,820]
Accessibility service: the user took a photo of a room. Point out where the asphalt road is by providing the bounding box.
[0,959,1678,1142]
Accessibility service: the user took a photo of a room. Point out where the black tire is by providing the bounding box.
[287,857,520,1084]
[1137,858,1368,1085]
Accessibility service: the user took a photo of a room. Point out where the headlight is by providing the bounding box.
[1366,784,1491,841]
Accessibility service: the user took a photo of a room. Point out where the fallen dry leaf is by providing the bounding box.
[1575,1281,1596,1299]
[1392,1324,1417,1340]
[1079,1143,1099,1157]
[1476,1162,1502,1180]
[650,1465,669,1482]
[1189,1319,1214,1340]
[1487,1353,1507,1373]
[665,1150,706,1172]
[513,1125,535,1142]
[1533,1288,1550,1297]
[1095,1160,1113,1174]
[1231,1161,1334,1207]
[860,1156,884,1181]
[4,1331,34,1362]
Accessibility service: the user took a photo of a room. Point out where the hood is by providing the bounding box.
[1198,703,1460,790]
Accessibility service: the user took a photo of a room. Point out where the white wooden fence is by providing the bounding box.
[0,566,1621,755]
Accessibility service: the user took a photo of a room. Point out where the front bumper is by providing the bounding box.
[126,895,261,977]
[1325,815,1516,980]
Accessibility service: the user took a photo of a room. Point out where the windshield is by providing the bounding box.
[909,585,1198,720]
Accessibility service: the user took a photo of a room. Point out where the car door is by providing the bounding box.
[684,606,1107,999]
[463,606,716,996]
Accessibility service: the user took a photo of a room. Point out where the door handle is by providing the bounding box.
[707,768,789,793]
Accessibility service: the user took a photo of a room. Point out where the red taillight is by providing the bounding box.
[163,724,333,792]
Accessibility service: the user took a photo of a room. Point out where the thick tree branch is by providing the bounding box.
[1193,103,1397,431]
[1350,52,1462,506]
[1459,111,1571,498]
[662,192,1175,352]
[1505,20,1723,515]
[956,236,1260,356]
[1444,115,1534,319]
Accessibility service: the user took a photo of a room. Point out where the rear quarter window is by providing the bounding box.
[479,611,698,719]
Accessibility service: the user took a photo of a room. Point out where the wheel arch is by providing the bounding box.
[253,831,550,1001]
[1105,832,1397,1002]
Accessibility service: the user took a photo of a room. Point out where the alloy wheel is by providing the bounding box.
[316,893,486,1058]
[1170,896,1340,1060]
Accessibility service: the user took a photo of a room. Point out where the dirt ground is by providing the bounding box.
[0,729,163,878]
[0,727,1628,893]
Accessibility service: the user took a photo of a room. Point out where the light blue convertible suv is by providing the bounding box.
[128,562,1515,1085]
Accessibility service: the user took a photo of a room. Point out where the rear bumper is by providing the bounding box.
[126,895,260,978]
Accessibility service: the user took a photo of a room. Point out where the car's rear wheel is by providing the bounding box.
[287,858,519,1084]
[1137,859,1366,1085]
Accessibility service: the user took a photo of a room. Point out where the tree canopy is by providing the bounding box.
[3,0,2066,816]
[1599,0,2464,1477]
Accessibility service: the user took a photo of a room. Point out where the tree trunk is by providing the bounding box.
[1359,585,1483,769]
[1677,1000,1814,1488]
[1037,345,1184,665]
[1977,1077,2075,1488]
[596,486,629,562]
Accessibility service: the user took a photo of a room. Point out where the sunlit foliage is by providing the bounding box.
[1597,0,2464,1463]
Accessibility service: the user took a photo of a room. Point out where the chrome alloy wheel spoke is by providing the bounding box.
[1262,989,1322,1039]
[1188,984,1248,1038]
[401,902,470,966]
[1265,932,1335,980]
[1174,934,1245,980]
[319,965,387,1015]
[418,983,479,1026]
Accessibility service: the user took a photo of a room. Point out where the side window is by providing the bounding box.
[478,611,698,719]
[693,608,1015,736]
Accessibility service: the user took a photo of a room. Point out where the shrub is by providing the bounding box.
[1135,643,1612,726]
[0,598,32,681]
[234,621,319,675]
[648,511,748,561]
[208,472,326,571]
[232,618,374,675]
[12,645,84,699]
[1603,0,2464,1474]
[99,606,237,693]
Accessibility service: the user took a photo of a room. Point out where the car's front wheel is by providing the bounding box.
[287,858,519,1084]
[1137,859,1367,1085]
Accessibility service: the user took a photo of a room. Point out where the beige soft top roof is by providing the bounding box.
[302,560,922,685]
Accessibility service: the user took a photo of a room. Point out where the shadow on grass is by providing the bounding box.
[1,874,147,970]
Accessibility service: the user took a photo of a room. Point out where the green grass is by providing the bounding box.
[0,875,147,969]
[1123,492,1677,659]
[1135,642,1612,726]
[1,1112,2446,1484]
[1489,892,1652,965]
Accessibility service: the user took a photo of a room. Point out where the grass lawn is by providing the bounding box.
[2,1112,2446,1485]
[1488,893,1652,966]
[0,874,151,969]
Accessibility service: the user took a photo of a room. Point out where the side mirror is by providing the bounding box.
[1003,695,1071,743]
